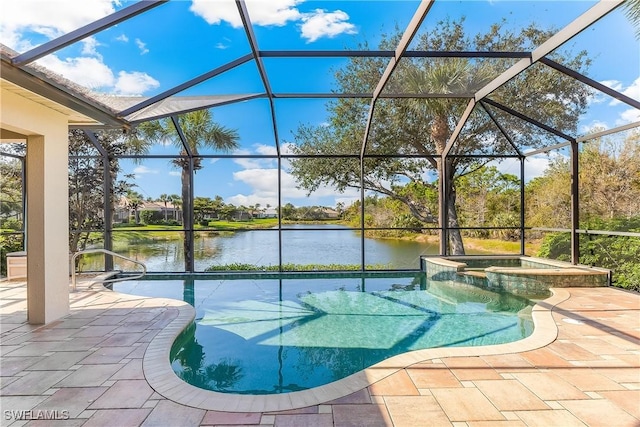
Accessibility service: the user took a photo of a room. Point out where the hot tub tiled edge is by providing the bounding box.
[422,255,610,295]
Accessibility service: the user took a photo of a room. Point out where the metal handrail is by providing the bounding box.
[71,249,146,292]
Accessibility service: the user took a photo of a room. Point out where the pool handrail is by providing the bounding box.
[71,248,146,292]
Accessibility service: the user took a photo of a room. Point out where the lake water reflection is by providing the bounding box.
[89,224,442,272]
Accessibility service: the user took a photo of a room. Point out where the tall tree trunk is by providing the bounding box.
[181,166,193,272]
[446,179,465,255]
[433,114,466,255]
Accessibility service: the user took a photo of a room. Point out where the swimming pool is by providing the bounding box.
[112,273,537,394]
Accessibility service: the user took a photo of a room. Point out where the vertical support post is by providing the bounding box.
[360,157,366,271]
[438,158,448,256]
[186,157,195,272]
[84,130,113,270]
[21,155,27,250]
[520,157,526,255]
[100,145,113,270]
[570,140,580,264]
[277,157,283,272]
[26,134,69,324]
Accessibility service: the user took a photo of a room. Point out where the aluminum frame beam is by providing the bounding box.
[117,54,254,118]
[236,0,281,156]
[360,0,435,158]
[259,50,530,59]
[540,58,640,110]
[474,0,623,101]
[1,56,126,128]
[482,98,574,142]
[12,1,168,66]
[441,0,622,159]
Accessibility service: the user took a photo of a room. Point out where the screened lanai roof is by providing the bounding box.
[1,0,639,157]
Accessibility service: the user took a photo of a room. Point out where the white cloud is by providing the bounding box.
[133,165,158,175]
[81,37,101,57]
[0,0,116,48]
[524,152,567,182]
[4,0,160,97]
[114,71,160,96]
[599,77,640,106]
[579,121,609,135]
[191,0,302,28]
[190,0,355,42]
[115,34,129,43]
[300,9,356,43]
[37,55,116,90]
[230,166,359,208]
[135,38,149,55]
[215,37,232,50]
[618,108,640,125]
[168,171,181,177]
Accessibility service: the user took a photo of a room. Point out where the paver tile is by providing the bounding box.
[79,346,133,364]
[520,347,574,368]
[141,400,205,426]
[1,370,70,395]
[599,390,640,418]
[384,395,452,427]
[23,419,87,427]
[201,411,262,425]
[512,372,589,401]
[474,379,549,411]
[368,370,419,396]
[0,356,43,375]
[407,364,462,388]
[431,388,504,422]
[88,379,153,409]
[560,398,639,427]
[34,386,108,417]
[325,389,371,404]
[443,357,502,381]
[26,351,92,371]
[82,408,152,427]
[273,413,333,427]
[109,358,145,380]
[54,364,122,387]
[332,404,391,427]
[514,409,588,427]
[552,368,626,391]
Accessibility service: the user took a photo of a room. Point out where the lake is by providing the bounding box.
[86,224,446,272]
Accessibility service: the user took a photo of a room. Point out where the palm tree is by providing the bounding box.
[131,110,239,270]
[391,58,496,254]
[624,0,640,39]
[169,194,181,221]
[125,191,144,225]
[158,193,170,222]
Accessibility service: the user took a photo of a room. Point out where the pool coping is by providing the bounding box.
[142,288,570,412]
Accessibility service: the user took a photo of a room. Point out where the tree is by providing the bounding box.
[131,110,239,270]
[169,194,182,221]
[159,193,170,222]
[68,130,134,253]
[125,190,144,224]
[288,19,591,254]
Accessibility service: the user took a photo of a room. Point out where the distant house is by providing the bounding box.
[114,197,182,223]
[320,208,340,219]
[232,210,252,221]
[256,208,278,219]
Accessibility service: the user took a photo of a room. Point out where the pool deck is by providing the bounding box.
[1,279,638,427]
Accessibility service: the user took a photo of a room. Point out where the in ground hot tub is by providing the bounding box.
[422,255,610,296]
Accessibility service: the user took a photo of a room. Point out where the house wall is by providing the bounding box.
[1,87,70,324]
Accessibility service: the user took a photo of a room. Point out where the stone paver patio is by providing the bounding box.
[0,279,638,426]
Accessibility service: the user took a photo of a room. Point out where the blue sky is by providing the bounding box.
[2,0,638,207]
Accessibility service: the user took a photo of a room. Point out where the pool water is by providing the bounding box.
[112,274,536,394]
